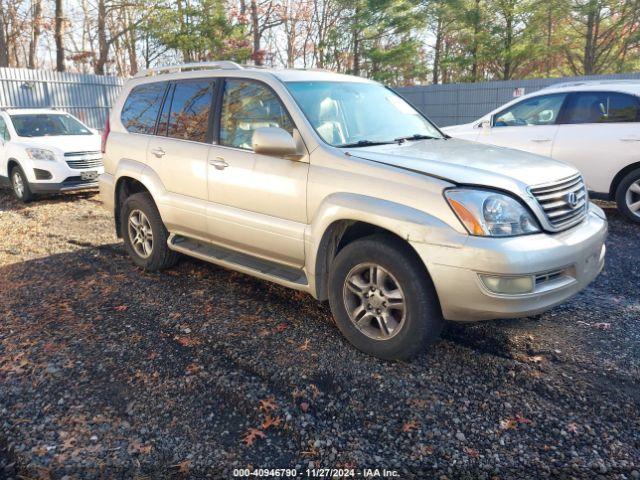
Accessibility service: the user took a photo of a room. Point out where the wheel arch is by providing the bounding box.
[7,158,21,176]
[114,176,152,238]
[610,161,640,199]
[309,193,458,301]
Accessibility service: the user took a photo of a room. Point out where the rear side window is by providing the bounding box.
[562,92,640,124]
[165,80,215,143]
[121,82,167,134]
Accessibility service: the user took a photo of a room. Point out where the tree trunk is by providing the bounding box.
[250,0,262,65]
[125,8,138,75]
[0,2,8,67]
[55,0,65,71]
[470,0,480,81]
[432,16,443,84]
[583,0,598,75]
[503,14,513,80]
[95,0,108,74]
[28,0,43,69]
[352,5,360,76]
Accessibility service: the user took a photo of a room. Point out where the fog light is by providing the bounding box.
[480,274,534,294]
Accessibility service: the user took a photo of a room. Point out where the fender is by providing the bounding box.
[306,192,467,299]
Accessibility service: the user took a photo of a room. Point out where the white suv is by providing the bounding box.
[0,109,103,202]
[443,81,640,222]
[100,62,607,359]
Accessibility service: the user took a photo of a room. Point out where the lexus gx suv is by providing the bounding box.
[100,62,607,360]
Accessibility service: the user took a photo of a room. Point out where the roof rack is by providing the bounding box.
[134,61,244,78]
[543,79,640,89]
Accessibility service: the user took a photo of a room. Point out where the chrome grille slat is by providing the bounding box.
[64,150,101,157]
[530,174,588,231]
[66,158,104,170]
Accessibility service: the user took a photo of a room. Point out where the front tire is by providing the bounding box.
[10,165,34,203]
[121,192,180,271]
[328,234,443,360]
[616,168,640,223]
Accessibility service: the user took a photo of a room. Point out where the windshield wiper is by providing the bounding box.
[393,133,439,143]
[337,139,395,148]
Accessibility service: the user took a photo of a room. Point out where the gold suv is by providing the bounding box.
[100,62,607,359]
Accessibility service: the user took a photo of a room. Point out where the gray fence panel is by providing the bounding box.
[0,67,124,129]
[398,72,640,127]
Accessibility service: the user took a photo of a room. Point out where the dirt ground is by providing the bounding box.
[0,188,638,479]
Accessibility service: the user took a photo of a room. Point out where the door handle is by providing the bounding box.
[620,137,640,142]
[209,157,229,170]
[151,147,165,157]
[531,138,551,143]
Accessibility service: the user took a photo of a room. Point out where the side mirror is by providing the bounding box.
[252,127,302,159]
[480,119,492,130]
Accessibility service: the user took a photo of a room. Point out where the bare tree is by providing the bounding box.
[54,0,65,71]
[28,0,42,68]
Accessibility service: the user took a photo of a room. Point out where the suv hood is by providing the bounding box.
[347,138,577,193]
[13,135,100,155]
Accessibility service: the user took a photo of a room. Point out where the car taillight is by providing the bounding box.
[101,116,110,154]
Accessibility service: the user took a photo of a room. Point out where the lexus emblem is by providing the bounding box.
[567,192,578,208]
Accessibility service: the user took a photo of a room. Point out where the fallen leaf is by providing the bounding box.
[529,355,544,363]
[261,415,282,430]
[298,339,311,351]
[275,322,288,332]
[259,397,278,413]
[128,441,152,454]
[173,459,191,474]
[114,305,128,312]
[464,446,479,458]
[175,336,201,347]
[300,401,310,413]
[401,420,420,433]
[241,428,266,446]
[567,422,579,433]
[500,419,518,430]
[514,414,532,425]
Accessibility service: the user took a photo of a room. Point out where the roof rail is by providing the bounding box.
[134,61,244,78]
[543,79,640,89]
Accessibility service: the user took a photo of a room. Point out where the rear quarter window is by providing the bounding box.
[121,82,167,134]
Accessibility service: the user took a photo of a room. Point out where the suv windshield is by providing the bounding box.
[285,81,443,147]
[10,114,92,137]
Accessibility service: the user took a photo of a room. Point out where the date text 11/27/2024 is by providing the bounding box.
[232,468,400,478]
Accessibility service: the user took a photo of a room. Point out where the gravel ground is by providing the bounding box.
[0,188,638,480]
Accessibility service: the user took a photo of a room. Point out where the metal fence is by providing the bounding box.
[2,67,640,130]
[0,67,123,129]
[397,72,640,127]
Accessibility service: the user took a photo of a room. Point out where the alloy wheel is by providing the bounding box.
[12,171,24,199]
[625,180,640,219]
[342,263,406,340]
[128,209,154,258]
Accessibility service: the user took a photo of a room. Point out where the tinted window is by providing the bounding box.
[494,94,567,127]
[563,92,639,124]
[121,82,167,134]
[166,80,214,142]
[220,79,294,150]
[10,114,92,137]
[0,117,9,141]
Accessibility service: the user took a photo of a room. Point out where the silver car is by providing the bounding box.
[99,62,607,359]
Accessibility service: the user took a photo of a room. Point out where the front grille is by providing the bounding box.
[530,173,588,230]
[64,151,101,157]
[535,269,566,286]
[66,158,103,170]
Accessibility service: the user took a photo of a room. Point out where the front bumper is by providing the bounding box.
[24,157,103,194]
[413,205,608,321]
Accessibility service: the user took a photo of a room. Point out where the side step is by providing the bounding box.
[168,234,310,290]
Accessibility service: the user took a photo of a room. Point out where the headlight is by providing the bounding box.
[26,148,57,162]
[445,188,540,236]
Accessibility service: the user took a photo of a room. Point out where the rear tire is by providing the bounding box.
[616,168,640,223]
[10,165,34,203]
[328,234,443,360]
[121,192,180,271]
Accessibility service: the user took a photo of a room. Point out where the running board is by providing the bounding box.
[168,234,309,290]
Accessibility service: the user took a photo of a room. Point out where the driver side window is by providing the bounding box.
[494,94,567,127]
